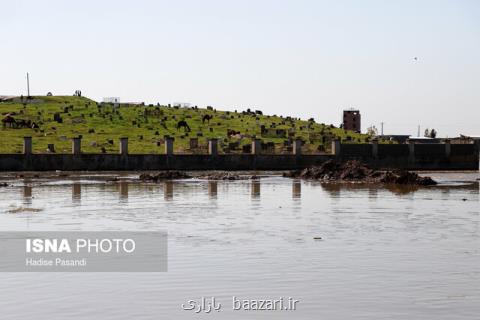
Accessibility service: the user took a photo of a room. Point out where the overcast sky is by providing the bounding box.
[1,0,479,137]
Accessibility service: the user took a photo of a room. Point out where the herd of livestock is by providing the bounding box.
[1,115,39,129]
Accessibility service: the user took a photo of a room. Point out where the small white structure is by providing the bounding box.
[172,102,191,108]
[0,95,16,102]
[103,97,120,103]
[103,97,120,108]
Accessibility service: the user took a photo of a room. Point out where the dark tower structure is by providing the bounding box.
[343,109,361,133]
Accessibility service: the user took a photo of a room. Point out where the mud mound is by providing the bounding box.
[199,172,258,180]
[284,160,372,181]
[8,207,42,213]
[284,160,436,185]
[139,171,191,181]
[378,170,436,186]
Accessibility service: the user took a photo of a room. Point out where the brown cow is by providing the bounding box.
[227,129,240,137]
[202,114,213,124]
[2,115,17,128]
[176,120,191,132]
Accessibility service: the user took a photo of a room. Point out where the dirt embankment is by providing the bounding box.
[283,160,437,185]
[139,171,191,181]
[198,172,258,180]
[139,171,258,181]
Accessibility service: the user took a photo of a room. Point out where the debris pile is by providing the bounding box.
[199,172,258,180]
[139,171,191,181]
[379,170,436,186]
[8,207,42,213]
[284,160,436,185]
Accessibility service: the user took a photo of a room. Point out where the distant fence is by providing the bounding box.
[0,137,478,171]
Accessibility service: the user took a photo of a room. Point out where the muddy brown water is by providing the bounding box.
[0,171,478,320]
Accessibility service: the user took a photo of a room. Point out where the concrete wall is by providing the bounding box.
[0,154,334,171]
[0,139,477,171]
[338,142,478,170]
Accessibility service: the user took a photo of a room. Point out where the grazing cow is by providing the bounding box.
[15,119,26,128]
[2,115,17,128]
[202,114,213,124]
[16,119,32,128]
[227,129,240,137]
[176,120,191,132]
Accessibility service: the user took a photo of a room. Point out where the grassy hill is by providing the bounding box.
[0,96,374,154]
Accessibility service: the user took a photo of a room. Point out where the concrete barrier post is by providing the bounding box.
[372,139,379,159]
[444,139,451,158]
[208,138,218,156]
[408,140,415,162]
[119,137,128,155]
[475,141,480,170]
[293,139,302,155]
[252,139,262,155]
[23,137,32,155]
[189,138,198,149]
[331,139,341,157]
[164,136,174,155]
[72,137,82,155]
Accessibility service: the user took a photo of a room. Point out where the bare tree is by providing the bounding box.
[367,125,378,136]
[424,128,438,138]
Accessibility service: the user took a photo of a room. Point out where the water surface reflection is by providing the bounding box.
[164,181,173,201]
[72,183,81,203]
[23,185,32,205]
[292,180,301,199]
[208,181,217,199]
[0,174,478,320]
[251,180,260,198]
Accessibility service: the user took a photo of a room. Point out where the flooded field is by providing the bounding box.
[0,172,479,320]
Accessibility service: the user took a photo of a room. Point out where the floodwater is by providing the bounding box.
[0,172,479,320]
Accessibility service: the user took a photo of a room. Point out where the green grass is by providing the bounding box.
[0,96,377,154]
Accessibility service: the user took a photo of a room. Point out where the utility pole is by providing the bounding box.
[26,72,30,97]
[380,122,384,135]
[417,125,420,137]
